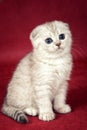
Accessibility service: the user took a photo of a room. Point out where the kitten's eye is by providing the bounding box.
[45,38,53,44]
[59,34,65,40]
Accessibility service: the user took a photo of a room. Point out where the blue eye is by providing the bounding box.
[45,38,53,44]
[59,34,65,40]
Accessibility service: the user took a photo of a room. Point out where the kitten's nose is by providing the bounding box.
[56,42,61,47]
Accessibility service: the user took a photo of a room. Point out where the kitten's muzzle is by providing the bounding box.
[55,42,61,47]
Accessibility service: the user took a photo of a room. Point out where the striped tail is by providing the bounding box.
[1,104,29,124]
[13,110,28,123]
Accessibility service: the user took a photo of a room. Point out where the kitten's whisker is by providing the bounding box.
[72,45,85,59]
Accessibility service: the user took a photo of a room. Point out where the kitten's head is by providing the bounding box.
[30,20,72,55]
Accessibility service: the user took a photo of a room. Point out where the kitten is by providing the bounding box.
[1,20,73,124]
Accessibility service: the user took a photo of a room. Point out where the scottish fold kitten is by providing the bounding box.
[2,20,73,123]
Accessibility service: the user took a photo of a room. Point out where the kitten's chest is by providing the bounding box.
[49,58,71,81]
[54,64,68,80]
[32,56,72,83]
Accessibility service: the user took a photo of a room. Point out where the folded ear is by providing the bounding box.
[64,23,70,28]
[30,25,41,41]
[29,25,42,48]
[30,28,37,41]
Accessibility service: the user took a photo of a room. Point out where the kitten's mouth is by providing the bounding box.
[56,46,64,53]
[57,46,63,50]
[58,46,61,49]
[55,43,63,50]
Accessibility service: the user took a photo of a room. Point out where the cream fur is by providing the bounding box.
[2,20,73,122]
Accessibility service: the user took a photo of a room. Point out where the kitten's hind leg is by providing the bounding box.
[2,104,29,124]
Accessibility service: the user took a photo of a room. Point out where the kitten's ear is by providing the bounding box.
[64,23,70,28]
[30,25,41,41]
[30,28,37,41]
[30,26,41,48]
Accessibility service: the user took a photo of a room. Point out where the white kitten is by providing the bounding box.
[2,20,73,123]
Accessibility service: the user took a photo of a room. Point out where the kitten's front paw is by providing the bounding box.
[39,112,55,121]
[24,107,38,116]
[55,104,71,114]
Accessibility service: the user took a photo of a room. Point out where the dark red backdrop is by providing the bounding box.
[0,0,87,130]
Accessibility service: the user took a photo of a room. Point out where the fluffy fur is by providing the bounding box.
[2,20,73,123]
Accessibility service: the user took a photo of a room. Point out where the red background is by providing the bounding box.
[0,0,87,130]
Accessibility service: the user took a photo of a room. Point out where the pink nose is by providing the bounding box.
[56,42,61,47]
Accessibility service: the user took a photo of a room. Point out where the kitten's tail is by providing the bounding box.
[1,104,29,124]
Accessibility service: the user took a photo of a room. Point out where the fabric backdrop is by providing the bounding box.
[0,0,87,130]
